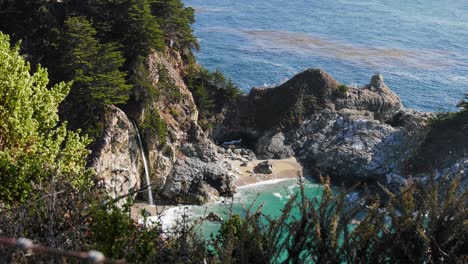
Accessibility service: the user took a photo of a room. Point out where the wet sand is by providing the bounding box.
[231,157,303,187]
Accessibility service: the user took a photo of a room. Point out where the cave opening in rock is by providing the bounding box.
[215,132,258,151]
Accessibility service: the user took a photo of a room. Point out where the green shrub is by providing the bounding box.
[143,108,168,146]
[186,67,242,126]
[170,108,180,117]
[89,199,161,262]
[0,33,92,206]
[209,175,467,263]
[338,84,349,95]
[157,64,183,103]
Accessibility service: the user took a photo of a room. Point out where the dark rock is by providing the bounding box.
[254,161,274,174]
[162,156,234,204]
[206,212,223,222]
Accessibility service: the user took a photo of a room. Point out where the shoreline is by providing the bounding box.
[231,157,303,187]
[132,157,304,220]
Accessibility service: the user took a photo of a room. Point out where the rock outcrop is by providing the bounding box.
[92,50,235,204]
[162,141,234,204]
[213,69,433,186]
[89,105,141,203]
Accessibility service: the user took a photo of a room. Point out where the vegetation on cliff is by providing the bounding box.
[0,0,198,140]
[186,67,242,129]
[406,93,468,174]
[0,1,466,263]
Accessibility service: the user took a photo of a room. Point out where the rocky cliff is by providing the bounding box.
[88,105,140,203]
[91,50,235,204]
[213,69,444,187]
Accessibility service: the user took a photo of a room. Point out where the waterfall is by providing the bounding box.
[133,122,154,206]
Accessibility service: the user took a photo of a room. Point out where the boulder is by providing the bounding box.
[162,156,234,204]
[254,161,274,174]
[206,212,223,222]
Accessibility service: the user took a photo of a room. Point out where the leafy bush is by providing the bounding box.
[89,199,161,262]
[0,33,92,206]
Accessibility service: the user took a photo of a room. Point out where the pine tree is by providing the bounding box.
[151,0,199,51]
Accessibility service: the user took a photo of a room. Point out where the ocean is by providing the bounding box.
[160,179,327,237]
[174,0,468,236]
[184,0,467,112]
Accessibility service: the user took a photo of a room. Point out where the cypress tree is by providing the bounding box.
[124,0,165,59]
[62,16,131,106]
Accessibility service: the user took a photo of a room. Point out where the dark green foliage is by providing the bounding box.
[376,176,467,263]
[0,0,62,79]
[129,55,160,102]
[0,0,197,143]
[213,212,271,264]
[151,0,199,52]
[62,16,131,106]
[143,108,168,145]
[89,199,160,262]
[186,67,242,127]
[209,176,467,264]
[147,207,208,263]
[406,95,468,174]
[124,0,165,59]
[158,64,183,103]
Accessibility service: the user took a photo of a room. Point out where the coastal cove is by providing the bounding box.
[0,0,466,262]
[156,0,468,236]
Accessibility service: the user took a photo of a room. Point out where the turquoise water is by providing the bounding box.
[163,179,326,238]
[175,0,467,237]
[184,0,468,112]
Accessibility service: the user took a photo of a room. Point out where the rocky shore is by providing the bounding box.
[89,49,467,206]
[214,69,466,190]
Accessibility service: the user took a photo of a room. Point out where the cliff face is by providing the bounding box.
[213,69,434,186]
[89,105,140,202]
[91,50,235,204]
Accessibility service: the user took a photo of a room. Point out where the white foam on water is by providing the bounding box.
[273,192,283,200]
[139,205,200,231]
[237,178,297,189]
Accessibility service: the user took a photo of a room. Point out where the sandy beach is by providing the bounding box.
[132,157,303,220]
[231,157,303,187]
